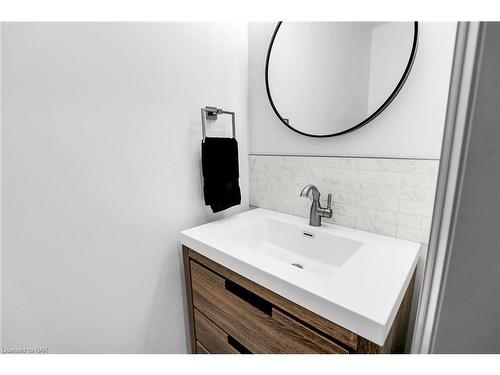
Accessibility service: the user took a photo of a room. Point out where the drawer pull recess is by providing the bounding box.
[225,279,272,316]
[227,336,252,354]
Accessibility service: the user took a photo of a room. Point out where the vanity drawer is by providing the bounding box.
[194,308,239,354]
[196,341,209,354]
[270,307,348,353]
[190,260,349,354]
[187,247,358,349]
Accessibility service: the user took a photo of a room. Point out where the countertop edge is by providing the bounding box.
[180,233,400,346]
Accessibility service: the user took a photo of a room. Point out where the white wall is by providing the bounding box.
[248,22,457,159]
[268,23,372,134]
[1,22,249,353]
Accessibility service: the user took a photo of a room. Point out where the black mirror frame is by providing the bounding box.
[264,21,419,138]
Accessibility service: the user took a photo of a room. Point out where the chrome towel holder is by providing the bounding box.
[201,106,236,141]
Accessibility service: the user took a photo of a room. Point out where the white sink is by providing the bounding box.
[220,218,363,278]
[181,208,419,346]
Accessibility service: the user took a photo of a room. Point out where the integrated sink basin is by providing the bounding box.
[181,208,420,346]
[220,218,363,278]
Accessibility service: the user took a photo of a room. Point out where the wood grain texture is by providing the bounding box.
[188,248,358,350]
[196,341,210,354]
[191,260,348,354]
[182,246,197,354]
[184,246,415,354]
[194,309,239,354]
[271,308,348,354]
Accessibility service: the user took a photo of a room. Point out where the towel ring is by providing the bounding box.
[201,106,236,141]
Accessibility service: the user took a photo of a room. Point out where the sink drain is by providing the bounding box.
[292,263,303,269]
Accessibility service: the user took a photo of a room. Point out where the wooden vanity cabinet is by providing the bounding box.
[182,245,415,354]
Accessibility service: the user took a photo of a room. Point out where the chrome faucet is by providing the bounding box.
[300,184,333,227]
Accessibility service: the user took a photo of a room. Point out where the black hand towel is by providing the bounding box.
[202,137,241,213]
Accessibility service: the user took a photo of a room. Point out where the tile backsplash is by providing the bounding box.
[249,155,439,243]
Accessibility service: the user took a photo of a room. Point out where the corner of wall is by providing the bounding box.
[0,22,3,348]
[0,21,3,347]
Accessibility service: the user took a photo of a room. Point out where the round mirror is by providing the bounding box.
[265,22,418,137]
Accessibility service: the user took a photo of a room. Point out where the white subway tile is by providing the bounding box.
[355,158,403,172]
[396,213,432,230]
[399,186,428,202]
[249,155,438,244]
[358,170,402,185]
[249,196,271,209]
[429,160,440,174]
[274,164,293,176]
[338,158,365,170]
[336,158,401,172]
[308,157,342,168]
[292,205,310,218]
[426,188,437,203]
[323,168,359,181]
[324,214,356,227]
[401,173,438,188]
[377,159,406,172]
[250,162,270,174]
[356,182,401,198]
[258,200,274,211]
[331,192,360,205]
[270,202,293,215]
[399,159,440,174]
[375,210,398,225]
[249,189,270,201]
[355,218,397,237]
[397,226,430,243]
[399,200,434,217]
[251,180,266,191]
[321,179,355,193]
[333,203,376,220]
[357,195,399,211]
[308,177,334,193]
[276,193,306,207]
[284,156,308,166]
[291,166,323,178]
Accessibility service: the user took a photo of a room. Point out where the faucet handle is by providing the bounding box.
[326,193,332,209]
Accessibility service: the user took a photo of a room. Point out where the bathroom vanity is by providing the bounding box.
[181,209,419,354]
[180,21,422,354]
